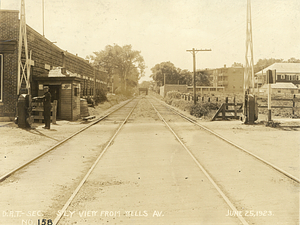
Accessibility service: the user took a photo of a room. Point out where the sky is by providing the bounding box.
[1,0,300,82]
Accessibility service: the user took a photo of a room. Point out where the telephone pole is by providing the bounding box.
[186,48,211,104]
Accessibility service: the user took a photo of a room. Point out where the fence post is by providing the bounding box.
[234,97,237,119]
[222,103,226,120]
[52,100,57,124]
[293,94,296,115]
[225,97,228,110]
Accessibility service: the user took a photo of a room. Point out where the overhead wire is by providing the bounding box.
[206,3,284,49]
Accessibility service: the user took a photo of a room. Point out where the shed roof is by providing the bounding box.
[255,63,300,75]
[260,82,298,89]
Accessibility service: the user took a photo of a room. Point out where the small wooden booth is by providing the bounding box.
[34,77,81,121]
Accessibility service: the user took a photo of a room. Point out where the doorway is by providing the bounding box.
[49,85,61,118]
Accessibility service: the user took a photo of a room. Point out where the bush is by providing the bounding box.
[190,102,221,118]
[164,91,182,105]
[170,99,193,112]
[95,88,108,103]
[166,91,181,99]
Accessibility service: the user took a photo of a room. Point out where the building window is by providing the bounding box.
[0,54,3,102]
[277,75,281,80]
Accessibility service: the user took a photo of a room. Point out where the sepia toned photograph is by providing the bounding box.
[0,0,299,224]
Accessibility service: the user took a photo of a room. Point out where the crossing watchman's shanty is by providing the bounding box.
[0,9,108,121]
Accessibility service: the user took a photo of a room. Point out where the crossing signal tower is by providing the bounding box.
[16,0,33,128]
[17,0,31,95]
[242,0,258,124]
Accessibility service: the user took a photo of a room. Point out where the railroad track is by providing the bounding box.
[54,96,297,224]
[150,96,300,184]
[52,96,245,225]
[148,99,249,225]
[1,95,298,225]
[0,97,136,182]
[52,98,140,224]
[146,96,299,224]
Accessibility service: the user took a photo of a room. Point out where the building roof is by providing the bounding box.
[260,82,298,89]
[255,63,300,75]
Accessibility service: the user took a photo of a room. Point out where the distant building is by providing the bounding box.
[211,65,244,93]
[160,84,187,97]
[259,82,299,95]
[159,84,224,97]
[255,63,300,88]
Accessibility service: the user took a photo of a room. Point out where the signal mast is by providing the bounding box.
[17,0,31,96]
[16,0,33,128]
[242,0,258,124]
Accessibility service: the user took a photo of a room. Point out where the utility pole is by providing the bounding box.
[186,48,211,104]
[42,0,45,36]
[93,67,96,99]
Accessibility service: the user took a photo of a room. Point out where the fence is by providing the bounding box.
[181,94,300,120]
[181,94,243,120]
[32,100,57,124]
[211,98,243,121]
[257,95,300,116]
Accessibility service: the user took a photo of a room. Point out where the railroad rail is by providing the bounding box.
[151,96,300,184]
[148,99,249,225]
[52,96,248,225]
[1,95,297,224]
[0,98,135,182]
[52,98,140,225]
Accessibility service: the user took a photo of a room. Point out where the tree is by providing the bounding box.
[253,58,300,73]
[231,62,243,68]
[196,70,211,86]
[88,44,145,93]
[150,62,181,86]
[178,69,192,85]
[287,57,300,63]
[254,58,284,73]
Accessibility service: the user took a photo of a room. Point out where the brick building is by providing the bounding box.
[0,10,107,120]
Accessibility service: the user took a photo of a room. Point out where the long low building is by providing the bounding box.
[255,63,300,88]
[0,10,108,121]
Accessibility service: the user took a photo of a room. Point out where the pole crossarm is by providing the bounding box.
[186,49,212,54]
[186,48,211,105]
